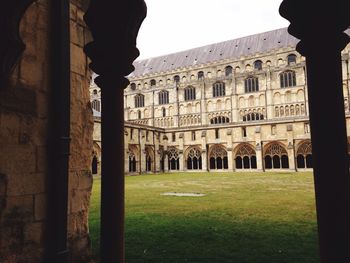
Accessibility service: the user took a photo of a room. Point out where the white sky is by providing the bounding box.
[136,0,289,59]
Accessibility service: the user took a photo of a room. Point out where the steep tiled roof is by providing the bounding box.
[130,27,350,78]
[130,28,297,77]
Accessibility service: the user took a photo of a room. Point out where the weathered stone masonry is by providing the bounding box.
[0,1,94,262]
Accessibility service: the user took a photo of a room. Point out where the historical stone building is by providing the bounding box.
[90,27,350,174]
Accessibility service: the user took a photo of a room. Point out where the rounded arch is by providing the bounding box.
[209,144,228,170]
[185,146,202,170]
[234,143,257,169]
[264,142,289,169]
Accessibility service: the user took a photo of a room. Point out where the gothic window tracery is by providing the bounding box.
[134,94,145,108]
[243,112,264,122]
[209,145,228,170]
[210,116,230,124]
[213,81,225,97]
[264,143,289,169]
[235,144,257,169]
[128,149,137,172]
[145,146,154,172]
[296,141,312,168]
[184,86,196,101]
[244,77,259,92]
[186,147,202,170]
[159,90,169,105]
[92,99,101,112]
[167,147,180,170]
[280,70,296,88]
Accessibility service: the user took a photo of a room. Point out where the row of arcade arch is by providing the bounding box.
[124,140,313,173]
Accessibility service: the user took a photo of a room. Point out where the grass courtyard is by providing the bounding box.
[89,172,319,262]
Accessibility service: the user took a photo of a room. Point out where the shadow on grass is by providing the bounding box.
[90,214,319,263]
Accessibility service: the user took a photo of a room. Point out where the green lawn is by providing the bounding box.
[89,172,319,263]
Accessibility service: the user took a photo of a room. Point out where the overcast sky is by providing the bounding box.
[136,0,289,60]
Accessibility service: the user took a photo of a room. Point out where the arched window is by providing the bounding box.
[128,150,137,172]
[198,71,204,80]
[242,113,264,122]
[159,90,169,105]
[184,86,196,101]
[130,83,136,90]
[280,70,296,88]
[174,75,180,84]
[235,144,257,170]
[244,77,259,92]
[162,107,166,117]
[210,116,230,124]
[93,89,98,95]
[213,82,225,97]
[167,147,180,170]
[137,110,141,119]
[254,60,263,70]
[92,156,98,174]
[264,143,289,169]
[209,145,228,170]
[145,146,153,172]
[287,54,297,65]
[134,94,145,108]
[225,66,233,77]
[186,147,202,170]
[296,141,313,169]
[150,79,156,86]
[92,99,101,112]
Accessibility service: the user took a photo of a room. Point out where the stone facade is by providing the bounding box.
[0,1,94,262]
[91,28,350,174]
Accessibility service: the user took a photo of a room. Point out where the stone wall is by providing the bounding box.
[0,1,94,262]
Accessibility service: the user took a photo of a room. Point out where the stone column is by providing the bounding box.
[178,150,184,171]
[280,0,350,262]
[201,150,207,171]
[256,142,263,171]
[84,1,146,262]
[140,132,146,173]
[227,148,233,171]
[124,146,129,174]
[287,141,296,171]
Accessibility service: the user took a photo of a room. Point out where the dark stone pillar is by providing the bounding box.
[280,1,350,262]
[84,1,146,262]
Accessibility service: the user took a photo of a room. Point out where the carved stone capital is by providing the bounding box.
[84,0,147,89]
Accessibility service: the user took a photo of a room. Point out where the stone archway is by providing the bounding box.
[128,145,139,173]
[234,143,257,170]
[263,142,289,169]
[296,140,312,169]
[208,144,228,170]
[145,145,154,172]
[185,146,202,170]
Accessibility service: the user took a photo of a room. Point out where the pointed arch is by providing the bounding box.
[209,144,228,170]
[264,142,289,169]
[185,146,202,170]
[234,143,257,169]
